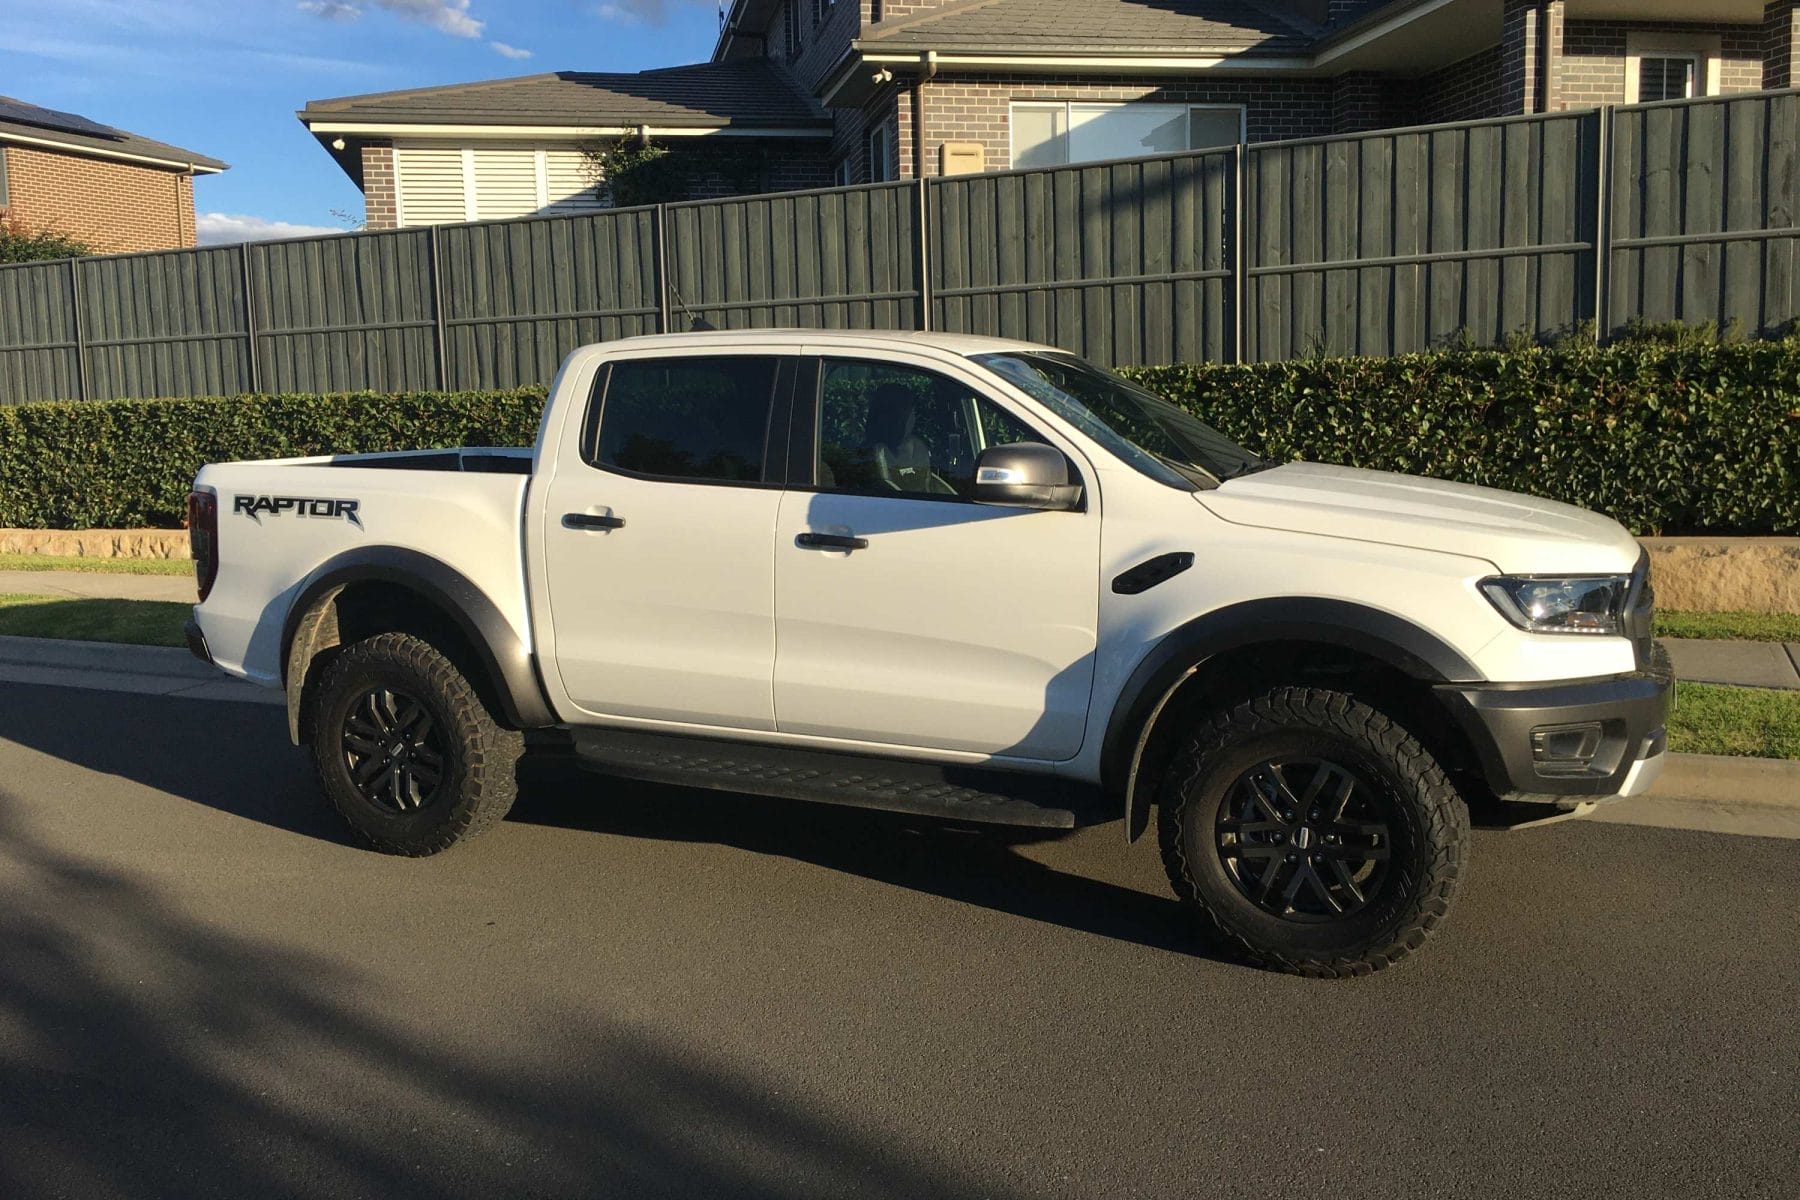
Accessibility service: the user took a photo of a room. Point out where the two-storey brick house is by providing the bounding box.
[0,97,225,253]
[309,1,1800,225]
[739,0,1800,183]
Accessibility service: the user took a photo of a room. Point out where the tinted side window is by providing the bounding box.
[595,356,778,483]
[816,358,1054,500]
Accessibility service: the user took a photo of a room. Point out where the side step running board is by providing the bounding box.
[571,729,1088,830]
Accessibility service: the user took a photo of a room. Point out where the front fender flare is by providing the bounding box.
[1102,598,1486,842]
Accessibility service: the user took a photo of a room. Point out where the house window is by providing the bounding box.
[1009,102,1244,169]
[1634,56,1697,102]
[867,123,892,183]
[784,1,798,58]
[813,0,832,25]
[834,157,853,187]
[1625,33,1720,105]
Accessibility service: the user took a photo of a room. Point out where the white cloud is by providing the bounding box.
[595,0,710,26]
[489,40,531,59]
[196,213,341,245]
[297,0,484,38]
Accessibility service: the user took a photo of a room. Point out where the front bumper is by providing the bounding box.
[1435,645,1673,804]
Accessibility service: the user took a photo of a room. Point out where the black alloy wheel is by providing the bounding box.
[1216,758,1394,922]
[340,685,448,812]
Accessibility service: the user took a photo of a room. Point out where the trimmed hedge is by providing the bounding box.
[0,390,547,530]
[1,333,1795,533]
[1119,333,1800,537]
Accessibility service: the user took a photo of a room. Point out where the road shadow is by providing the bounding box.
[509,756,1217,962]
[0,801,1023,1200]
[0,679,1217,963]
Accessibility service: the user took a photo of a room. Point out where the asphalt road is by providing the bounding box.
[1,682,1795,1200]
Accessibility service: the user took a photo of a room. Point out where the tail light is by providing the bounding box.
[187,489,219,602]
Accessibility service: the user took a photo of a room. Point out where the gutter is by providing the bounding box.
[0,129,226,175]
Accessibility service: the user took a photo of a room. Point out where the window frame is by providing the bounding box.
[1625,31,1721,105]
[791,353,1082,507]
[1007,100,1246,170]
[579,353,799,491]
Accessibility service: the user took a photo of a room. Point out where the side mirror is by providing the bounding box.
[972,442,1083,511]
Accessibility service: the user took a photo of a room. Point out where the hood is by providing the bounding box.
[1198,463,1642,575]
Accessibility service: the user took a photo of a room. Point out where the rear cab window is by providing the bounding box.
[587,355,784,484]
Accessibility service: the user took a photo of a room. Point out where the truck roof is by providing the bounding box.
[589,329,1053,357]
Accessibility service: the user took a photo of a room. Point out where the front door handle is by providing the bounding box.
[795,531,868,551]
[563,512,625,530]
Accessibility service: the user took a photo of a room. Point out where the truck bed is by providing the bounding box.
[192,448,534,688]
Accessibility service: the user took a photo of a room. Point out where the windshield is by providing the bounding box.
[972,352,1267,488]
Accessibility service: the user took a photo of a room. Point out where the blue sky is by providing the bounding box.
[3,0,724,242]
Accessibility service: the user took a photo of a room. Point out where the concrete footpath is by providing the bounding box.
[1,633,1795,840]
[0,569,197,603]
[1662,636,1800,690]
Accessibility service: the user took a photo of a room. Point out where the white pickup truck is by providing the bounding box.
[187,330,1670,976]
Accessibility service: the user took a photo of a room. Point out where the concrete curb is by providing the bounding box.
[0,634,280,706]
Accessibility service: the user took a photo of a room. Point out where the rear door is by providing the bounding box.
[537,351,794,730]
[772,352,1101,760]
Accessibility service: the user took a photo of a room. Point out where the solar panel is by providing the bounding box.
[0,97,122,141]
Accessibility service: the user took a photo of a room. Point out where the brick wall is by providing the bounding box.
[1768,1,1800,88]
[1561,20,1765,108]
[901,73,1334,176]
[770,0,859,94]
[0,143,198,253]
[1415,45,1505,123]
[361,142,398,230]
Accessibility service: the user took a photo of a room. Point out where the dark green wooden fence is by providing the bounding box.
[2,87,1796,404]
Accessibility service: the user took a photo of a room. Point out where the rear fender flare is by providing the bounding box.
[280,547,555,743]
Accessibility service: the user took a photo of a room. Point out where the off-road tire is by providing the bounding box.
[310,631,523,856]
[1157,686,1468,978]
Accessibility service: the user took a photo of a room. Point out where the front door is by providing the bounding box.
[539,351,790,730]
[773,354,1101,760]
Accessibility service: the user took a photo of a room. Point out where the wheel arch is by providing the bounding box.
[1103,598,1487,843]
[281,547,555,744]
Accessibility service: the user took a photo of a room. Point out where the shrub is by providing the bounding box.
[1,333,1794,534]
[0,216,95,264]
[0,389,546,529]
[1121,333,1800,536]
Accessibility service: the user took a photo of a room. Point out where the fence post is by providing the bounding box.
[1231,139,1247,364]
[428,225,450,389]
[239,242,260,393]
[915,177,932,333]
[68,257,87,401]
[653,204,671,334]
[1593,105,1614,345]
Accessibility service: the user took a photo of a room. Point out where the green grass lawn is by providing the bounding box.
[1655,610,1800,642]
[0,594,190,647]
[1666,681,1800,760]
[0,552,191,576]
[0,593,1793,760]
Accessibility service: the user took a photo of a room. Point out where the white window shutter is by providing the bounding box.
[394,144,470,225]
[469,146,541,220]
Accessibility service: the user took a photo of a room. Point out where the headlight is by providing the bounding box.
[1479,575,1631,635]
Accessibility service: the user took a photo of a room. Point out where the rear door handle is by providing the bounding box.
[795,532,868,551]
[563,512,625,530]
